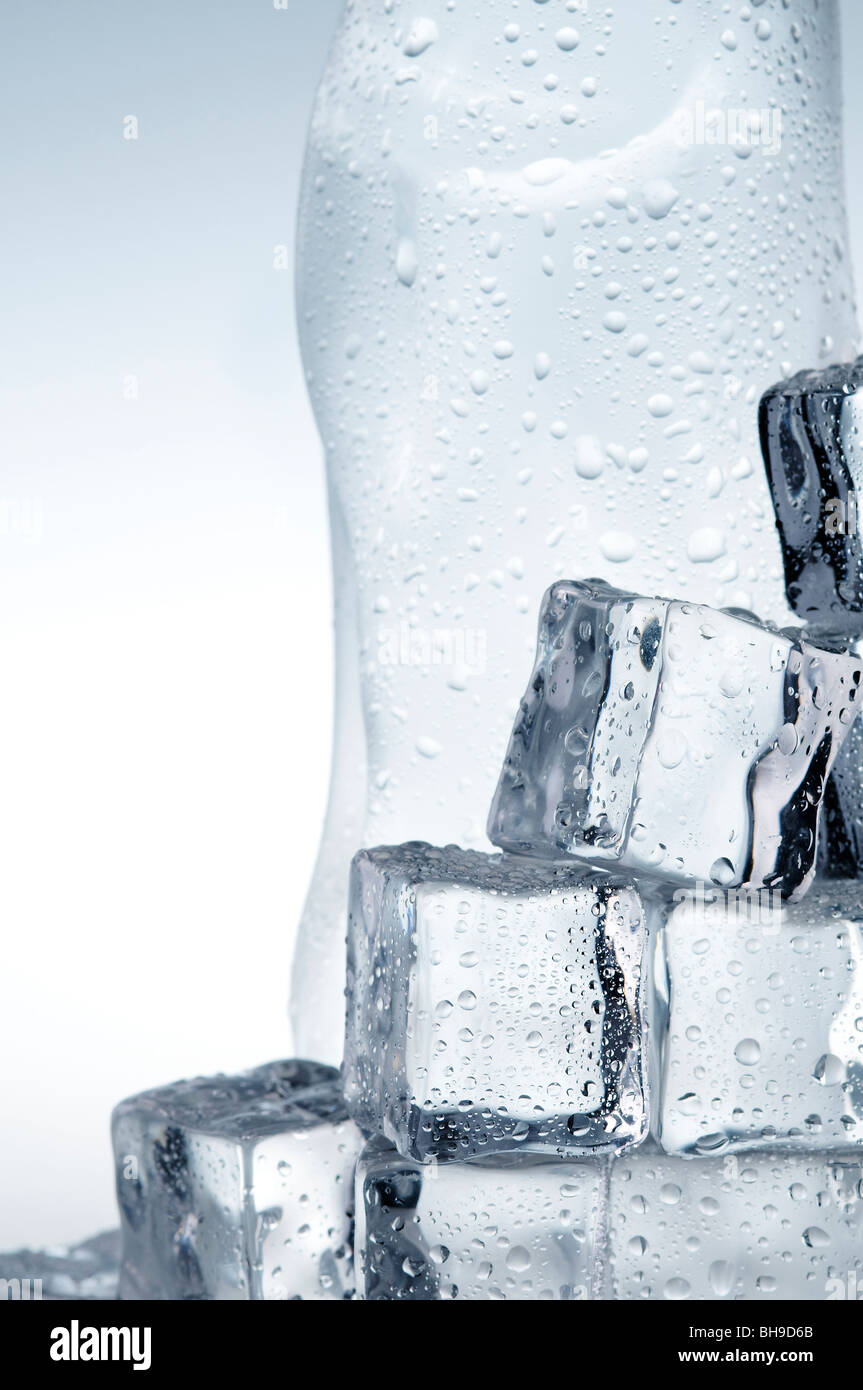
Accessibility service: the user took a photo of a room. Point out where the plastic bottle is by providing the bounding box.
[293,0,858,1063]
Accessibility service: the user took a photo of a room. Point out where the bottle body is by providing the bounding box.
[294,0,858,1062]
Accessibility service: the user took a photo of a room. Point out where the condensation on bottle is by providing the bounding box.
[292,0,859,1063]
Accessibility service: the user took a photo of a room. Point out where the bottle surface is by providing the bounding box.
[293,0,858,1063]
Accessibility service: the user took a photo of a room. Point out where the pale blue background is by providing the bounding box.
[1,0,862,1246]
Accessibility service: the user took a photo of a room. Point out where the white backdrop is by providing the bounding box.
[2,0,863,1248]
[0,0,342,1247]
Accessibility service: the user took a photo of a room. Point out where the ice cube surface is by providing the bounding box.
[488,579,861,897]
[112,1060,362,1300]
[344,843,656,1161]
[610,1144,863,1300]
[660,881,863,1155]
[760,357,863,630]
[355,1137,608,1301]
[821,695,863,876]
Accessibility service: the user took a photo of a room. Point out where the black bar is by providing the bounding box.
[4,1297,858,1375]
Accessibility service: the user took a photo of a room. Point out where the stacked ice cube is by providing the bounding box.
[95,355,863,1302]
[760,358,863,876]
[345,842,657,1298]
[345,382,863,1298]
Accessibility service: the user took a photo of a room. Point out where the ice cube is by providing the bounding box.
[660,880,863,1155]
[821,683,863,876]
[344,843,657,1162]
[355,1136,608,1300]
[760,357,863,630]
[488,579,861,897]
[610,1143,863,1300]
[0,1230,120,1301]
[112,1059,362,1300]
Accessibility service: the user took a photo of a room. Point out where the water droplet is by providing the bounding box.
[656,737,684,770]
[709,858,736,887]
[402,18,438,57]
[396,239,418,287]
[734,1038,761,1066]
[813,1053,845,1086]
[599,530,637,563]
[709,1261,735,1297]
[573,435,605,480]
[803,1227,830,1249]
[643,179,680,220]
[535,352,552,380]
[777,723,798,755]
[564,725,589,756]
[470,370,490,395]
[647,393,674,418]
[688,528,726,564]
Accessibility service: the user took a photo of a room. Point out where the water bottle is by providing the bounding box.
[294,0,858,1063]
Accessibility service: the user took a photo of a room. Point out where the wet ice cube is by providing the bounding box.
[488,578,861,898]
[610,1143,863,1301]
[659,880,863,1155]
[820,682,863,876]
[344,843,656,1162]
[760,357,863,629]
[0,1230,120,1301]
[355,1136,608,1301]
[112,1059,362,1300]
